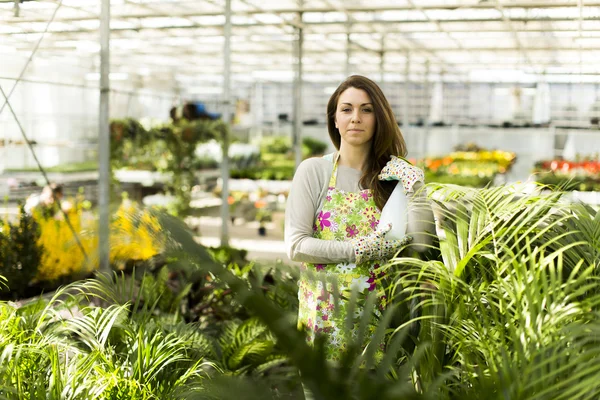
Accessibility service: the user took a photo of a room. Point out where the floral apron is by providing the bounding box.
[297,154,386,362]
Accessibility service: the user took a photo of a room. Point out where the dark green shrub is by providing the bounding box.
[0,206,43,299]
[259,137,290,154]
[302,136,328,156]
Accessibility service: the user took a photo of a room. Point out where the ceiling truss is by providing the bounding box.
[1,0,599,86]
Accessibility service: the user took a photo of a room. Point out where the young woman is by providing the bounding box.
[285,75,435,362]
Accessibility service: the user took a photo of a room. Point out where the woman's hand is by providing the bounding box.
[350,223,413,264]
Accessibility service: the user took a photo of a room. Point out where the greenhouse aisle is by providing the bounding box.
[186,213,288,263]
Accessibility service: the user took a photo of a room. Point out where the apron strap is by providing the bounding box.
[329,151,340,188]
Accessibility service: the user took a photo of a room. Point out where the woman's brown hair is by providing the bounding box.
[326,75,408,211]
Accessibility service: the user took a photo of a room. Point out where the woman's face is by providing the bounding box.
[334,87,376,150]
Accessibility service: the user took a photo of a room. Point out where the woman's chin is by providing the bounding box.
[342,138,372,148]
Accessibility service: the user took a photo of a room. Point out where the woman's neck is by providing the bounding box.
[337,145,369,172]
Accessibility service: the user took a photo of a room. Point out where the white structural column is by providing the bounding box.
[345,21,352,77]
[220,0,232,246]
[293,4,304,171]
[421,60,431,163]
[429,70,444,124]
[379,35,385,84]
[403,52,410,129]
[99,0,110,272]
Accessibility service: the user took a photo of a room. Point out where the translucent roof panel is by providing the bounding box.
[1,0,600,84]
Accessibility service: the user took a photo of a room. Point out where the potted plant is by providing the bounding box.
[255,208,272,236]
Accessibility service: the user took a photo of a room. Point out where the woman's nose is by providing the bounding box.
[351,111,361,123]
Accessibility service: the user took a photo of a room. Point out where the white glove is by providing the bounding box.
[378,155,425,194]
[350,223,413,265]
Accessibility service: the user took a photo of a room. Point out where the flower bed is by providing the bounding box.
[422,148,516,187]
[0,201,165,299]
[533,159,600,191]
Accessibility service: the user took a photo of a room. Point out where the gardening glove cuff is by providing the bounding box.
[350,223,413,265]
[378,155,425,194]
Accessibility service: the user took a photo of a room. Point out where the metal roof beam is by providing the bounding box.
[4,1,600,23]
[6,26,596,40]
[21,45,598,59]
[2,16,596,33]
[494,0,533,66]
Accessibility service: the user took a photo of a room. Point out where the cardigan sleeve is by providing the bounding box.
[284,158,356,264]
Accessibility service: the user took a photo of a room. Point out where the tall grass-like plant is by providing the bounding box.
[0,278,214,399]
[382,184,600,399]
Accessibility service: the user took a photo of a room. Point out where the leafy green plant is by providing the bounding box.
[259,137,290,155]
[207,246,248,267]
[160,183,600,399]
[231,136,327,181]
[425,172,492,187]
[0,292,215,399]
[0,206,43,299]
[384,184,600,399]
[2,184,600,399]
[302,137,328,157]
[230,165,295,181]
[215,317,285,375]
[110,118,229,217]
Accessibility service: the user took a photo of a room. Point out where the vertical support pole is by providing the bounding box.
[489,82,495,123]
[421,60,430,164]
[293,5,304,171]
[255,81,264,140]
[403,51,410,130]
[379,34,385,84]
[220,0,232,247]
[465,76,471,124]
[98,0,110,272]
[345,21,352,77]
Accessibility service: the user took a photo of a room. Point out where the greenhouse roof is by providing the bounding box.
[1,0,600,85]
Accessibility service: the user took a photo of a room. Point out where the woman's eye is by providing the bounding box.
[341,108,351,112]
[363,108,372,113]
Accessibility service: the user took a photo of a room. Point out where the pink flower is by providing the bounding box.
[361,192,370,201]
[326,195,332,201]
[346,224,358,238]
[322,315,329,321]
[318,211,332,230]
[315,264,325,271]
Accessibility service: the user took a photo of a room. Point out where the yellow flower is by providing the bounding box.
[31,200,166,281]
